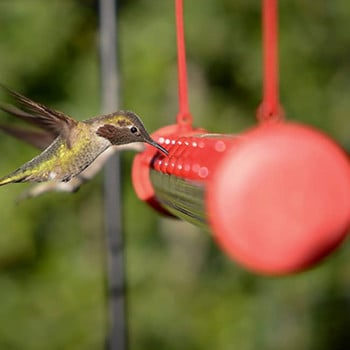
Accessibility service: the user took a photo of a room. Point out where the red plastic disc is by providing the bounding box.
[207,122,350,274]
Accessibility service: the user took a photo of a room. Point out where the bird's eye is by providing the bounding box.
[130,126,138,134]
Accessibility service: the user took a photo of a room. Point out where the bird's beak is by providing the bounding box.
[146,139,169,156]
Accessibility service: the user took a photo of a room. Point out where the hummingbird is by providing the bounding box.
[0,86,168,186]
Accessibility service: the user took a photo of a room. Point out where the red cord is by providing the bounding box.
[257,0,284,123]
[175,0,193,129]
[175,0,282,125]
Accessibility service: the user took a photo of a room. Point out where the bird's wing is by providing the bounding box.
[0,123,55,150]
[0,85,78,144]
[0,103,59,138]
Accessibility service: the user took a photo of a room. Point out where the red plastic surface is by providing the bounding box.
[132,122,350,274]
[132,124,205,214]
[152,135,238,181]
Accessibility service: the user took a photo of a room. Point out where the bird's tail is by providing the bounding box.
[0,168,30,186]
[0,176,16,186]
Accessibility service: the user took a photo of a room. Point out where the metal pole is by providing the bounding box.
[98,0,127,349]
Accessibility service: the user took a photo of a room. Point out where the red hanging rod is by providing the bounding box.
[257,0,284,122]
[175,0,193,129]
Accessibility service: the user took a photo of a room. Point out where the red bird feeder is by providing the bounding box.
[132,0,350,275]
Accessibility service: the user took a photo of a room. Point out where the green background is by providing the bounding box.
[0,0,349,349]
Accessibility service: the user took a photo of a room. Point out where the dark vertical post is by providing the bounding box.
[98,0,127,349]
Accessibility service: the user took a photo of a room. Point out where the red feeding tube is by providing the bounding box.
[133,125,350,275]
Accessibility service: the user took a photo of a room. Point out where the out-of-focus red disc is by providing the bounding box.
[207,122,350,275]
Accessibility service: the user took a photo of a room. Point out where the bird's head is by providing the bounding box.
[95,111,168,155]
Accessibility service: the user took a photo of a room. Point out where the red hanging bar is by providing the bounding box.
[175,0,193,129]
[257,0,284,122]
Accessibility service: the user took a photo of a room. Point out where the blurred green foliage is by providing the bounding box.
[0,0,350,349]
